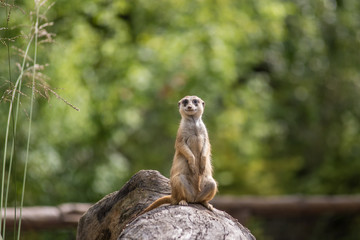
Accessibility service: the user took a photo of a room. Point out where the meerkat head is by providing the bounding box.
[178,96,205,119]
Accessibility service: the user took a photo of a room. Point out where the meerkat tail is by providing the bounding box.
[142,195,172,214]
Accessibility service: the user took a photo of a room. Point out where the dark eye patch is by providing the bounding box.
[192,99,199,105]
[182,99,189,106]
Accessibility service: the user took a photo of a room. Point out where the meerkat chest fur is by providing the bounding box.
[180,117,206,159]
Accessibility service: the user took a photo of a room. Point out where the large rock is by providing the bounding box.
[77,170,255,240]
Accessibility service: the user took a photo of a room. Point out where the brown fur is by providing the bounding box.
[143,96,217,214]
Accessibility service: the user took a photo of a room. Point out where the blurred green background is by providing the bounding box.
[1,0,360,239]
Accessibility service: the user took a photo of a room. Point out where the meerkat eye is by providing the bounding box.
[192,99,198,105]
[182,99,189,106]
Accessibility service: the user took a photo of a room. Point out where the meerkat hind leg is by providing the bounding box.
[201,201,214,211]
[172,174,197,203]
[196,177,217,203]
[179,200,188,206]
[195,176,216,210]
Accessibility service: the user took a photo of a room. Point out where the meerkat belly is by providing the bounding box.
[186,134,204,160]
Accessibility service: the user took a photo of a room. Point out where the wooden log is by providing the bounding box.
[2,203,91,230]
[76,170,172,240]
[76,170,255,240]
[120,204,254,240]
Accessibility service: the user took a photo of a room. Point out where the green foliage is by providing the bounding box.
[1,0,360,238]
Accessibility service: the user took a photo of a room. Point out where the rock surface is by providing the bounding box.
[119,203,255,240]
[77,170,255,240]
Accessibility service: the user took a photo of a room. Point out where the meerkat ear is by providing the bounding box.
[178,101,181,108]
[202,101,205,107]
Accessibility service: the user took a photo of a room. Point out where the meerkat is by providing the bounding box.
[142,96,217,213]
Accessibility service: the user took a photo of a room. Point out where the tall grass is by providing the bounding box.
[1,0,22,238]
[16,1,40,238]
[1,0,39,236]
[1,33,34,240]
[0,0,76,239]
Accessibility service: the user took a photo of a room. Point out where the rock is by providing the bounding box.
[77,170,255,240]
[119,204,255,240]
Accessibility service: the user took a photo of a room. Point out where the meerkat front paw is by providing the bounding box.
[179,200,188,206]
[199,164,205,174]
[199,156,207,174]
[189,163,197,175]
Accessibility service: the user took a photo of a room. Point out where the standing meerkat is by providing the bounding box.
[143,96,217,213]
